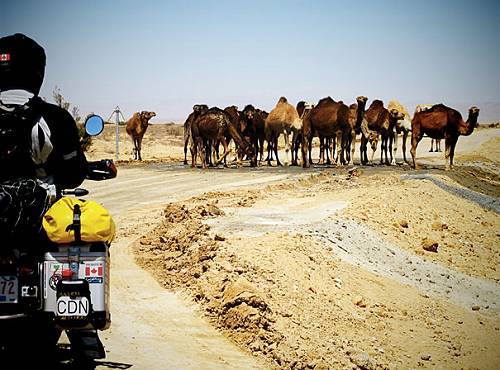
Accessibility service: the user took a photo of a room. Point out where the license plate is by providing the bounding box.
[0,276,18,303]
[56,296,90,317]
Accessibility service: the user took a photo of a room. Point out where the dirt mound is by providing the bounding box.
[134,199,282,366]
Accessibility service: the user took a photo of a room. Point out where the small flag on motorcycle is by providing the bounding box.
[0,54,10,62]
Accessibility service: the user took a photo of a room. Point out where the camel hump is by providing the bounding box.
[370,99,384,108]
[317,96,335,106]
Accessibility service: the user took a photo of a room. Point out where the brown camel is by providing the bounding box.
[301,97,350,168]
[344,96,368,164]
[125,111,156,160]
[294,101,315,166]
[265,97,302,166]
[191,107,252,169]
[414,104,441,152]
[240,104,269,166]
[183,104,208,165]
[359,100,402,165]
[410,104,479,170]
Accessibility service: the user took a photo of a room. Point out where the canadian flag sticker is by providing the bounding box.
[85,262,104,283]
[0,54,10,61]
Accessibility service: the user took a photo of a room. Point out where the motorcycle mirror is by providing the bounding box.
[84,115,105,136]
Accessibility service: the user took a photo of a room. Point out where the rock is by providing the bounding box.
[399,220,409,228]
[421,354,431,361]
[214,234,225,241]
[472,304,481,311]
[432,220,445,231]
[422,238,439,253]
[159,236,167,243]
[349,350,376,370]
[353,296,367,308]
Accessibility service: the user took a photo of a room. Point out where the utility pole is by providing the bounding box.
[107,106,126,161]
[114,106,120,161]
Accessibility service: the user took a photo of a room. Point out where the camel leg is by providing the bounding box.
[183,135,189,165]
[283,130,290,165]
[391,131,398,165]
[444,136,458,170]
[369,137,377,166]
[350,131,356,164]
[274,137,282,166]
[430,139,434,152]
[301,134,309,168]
[137,137,143,161]
[360,135,366,165]
[402,130,408,163]
[335,132,343,165]
[267,139,273,166]
[410,131,423,169]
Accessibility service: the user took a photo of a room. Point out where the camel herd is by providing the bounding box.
[125,97,480,170]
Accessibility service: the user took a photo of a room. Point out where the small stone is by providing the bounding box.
[421,354,431,361]
[349,350,376,370]
[472,304,481,311]
[432,220,444,231]
[422,238,439,253]
[159,236,167,243]
[399,220,409,228]
[214,234,225,241]
[353,295,367,308]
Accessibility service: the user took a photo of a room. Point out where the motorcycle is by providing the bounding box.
[0,115,116,362]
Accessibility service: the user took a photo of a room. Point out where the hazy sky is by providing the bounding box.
[2,0,500,122]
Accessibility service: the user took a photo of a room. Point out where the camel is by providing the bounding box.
[190,107,252,169]
[359,100,402,165]
[414,104,441,152]
[344,96,368,164]
[388,100,412,163]
[125,111,156,160]
[183,104,208,165]
[301,97,350,168]
[294,101,315,166]
[240,104,268,166]
[410,104,479,170]
[264,97,302,166]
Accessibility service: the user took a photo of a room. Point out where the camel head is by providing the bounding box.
[193,104,209,115]
[356,96,368,106]
[468,106,480,127]
[369,132,379,151]
[389,108,405,121]
[278,96,288,105]
[140,111,156,123]
[469,106,480,118]
[242,104,255,121]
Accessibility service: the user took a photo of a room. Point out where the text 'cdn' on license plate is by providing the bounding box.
[56,296,89,316]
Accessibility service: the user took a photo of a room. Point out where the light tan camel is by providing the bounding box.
[264,97,302,166]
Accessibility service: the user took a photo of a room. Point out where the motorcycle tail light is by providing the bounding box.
[19,265,35,277]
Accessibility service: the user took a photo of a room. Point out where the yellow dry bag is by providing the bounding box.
[42,197,115,245]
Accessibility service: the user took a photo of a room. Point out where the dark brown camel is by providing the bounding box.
[191,107,252,169]
[344,96,367,164]
[240,104,270,167]
[295,101,315,166]
[410,104,480,170]
[301,97,350,168]
[125,111,156,160]
[183,104,208,165]
[359,100,401,165]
